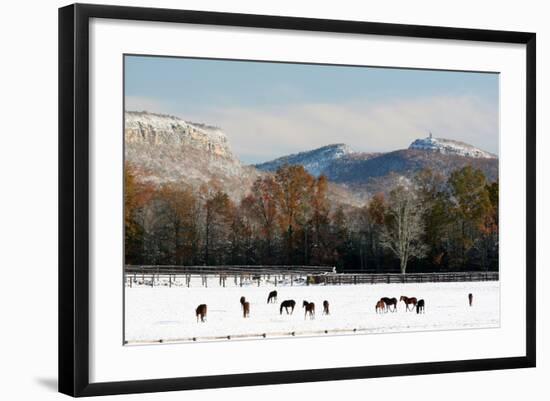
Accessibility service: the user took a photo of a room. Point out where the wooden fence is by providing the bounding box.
[124,266,498,288]
[320,271,498,285]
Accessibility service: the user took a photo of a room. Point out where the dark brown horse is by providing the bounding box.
[303,300,315,320]
[375,299,386,314]
[280,300,296,315]
[400,296,417,311]
[416,299,425,314]
[381,297,398,312]
[468,293,473,307]
[323,300,330,315]
[240,296,250,318]
[267,290,278,304]
[196,304,207,323]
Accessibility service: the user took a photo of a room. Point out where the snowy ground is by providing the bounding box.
[124,280,499,344]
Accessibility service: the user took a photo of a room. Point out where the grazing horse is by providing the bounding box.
[381,297,398,312]
[196,304,207,323]
[240,296,250,318]
[280,300,296,315]
[468,293,473,307]
[267,290,278,304]
[303,301,315,320]
[400,296,418,311]
[376,299,386,314]
[416,299,425,314]
[323,300,330,315]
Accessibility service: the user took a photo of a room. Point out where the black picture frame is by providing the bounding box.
[59,3,536,397]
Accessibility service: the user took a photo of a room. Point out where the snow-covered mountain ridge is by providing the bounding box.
[254,143,353,177]
[408,134,496,159]
[255,134,497,195]
[255,133,496,182]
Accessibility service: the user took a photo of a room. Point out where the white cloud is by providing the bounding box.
[184,95,498,164]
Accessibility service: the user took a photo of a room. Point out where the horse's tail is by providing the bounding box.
[280,304,283,314]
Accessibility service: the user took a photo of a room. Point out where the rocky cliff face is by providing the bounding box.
[125,111,258,199]
[125,111,233,158]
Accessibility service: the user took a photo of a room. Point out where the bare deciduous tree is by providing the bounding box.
[380,184,428,274]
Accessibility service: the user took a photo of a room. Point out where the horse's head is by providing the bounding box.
[399,296,406,302]
[302,300,309,308]
[240,296,245,304]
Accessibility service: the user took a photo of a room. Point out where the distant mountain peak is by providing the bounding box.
[408,135,496,159]
[254,143,353,177]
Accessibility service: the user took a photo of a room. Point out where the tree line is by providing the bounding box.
[125,162,498,273]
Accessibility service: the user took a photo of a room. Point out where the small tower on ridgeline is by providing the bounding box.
[429,131,433,139]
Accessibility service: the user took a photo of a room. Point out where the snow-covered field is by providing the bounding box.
[124,280,499,344]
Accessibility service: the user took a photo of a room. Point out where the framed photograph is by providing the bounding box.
[59,3,536,397]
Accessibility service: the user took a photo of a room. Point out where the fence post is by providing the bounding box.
[169,274,172,288]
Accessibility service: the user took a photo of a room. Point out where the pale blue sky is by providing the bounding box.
[125,55,499,164]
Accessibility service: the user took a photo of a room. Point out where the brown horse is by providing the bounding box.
[280,300,296,315]
[400,296,417,311]
[381,297,398,312]
[267,290,278,304]
[376,299,386,314]
[240,296,250,318]
[323,300,330,315]
[416,299,425,314]
[468,293,473,307]
[196,304,207,323]
[303,300,315,320]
